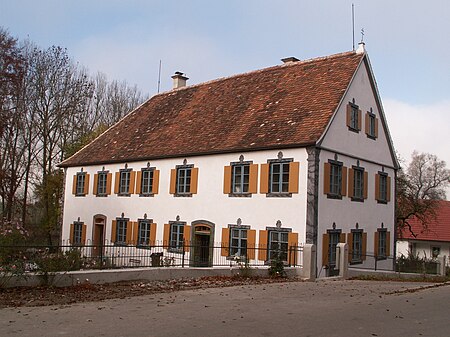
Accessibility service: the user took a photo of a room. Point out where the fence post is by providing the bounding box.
[182,243,185,268]
[301,244,316,281]
[337,243,348,279]
[438,256,446,276]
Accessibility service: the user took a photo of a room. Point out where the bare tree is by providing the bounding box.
[397,151,450,236]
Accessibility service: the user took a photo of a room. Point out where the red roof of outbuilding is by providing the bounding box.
[399,200,450,242]
[59,51,364,167]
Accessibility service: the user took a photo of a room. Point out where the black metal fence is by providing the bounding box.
[0,240,303,274]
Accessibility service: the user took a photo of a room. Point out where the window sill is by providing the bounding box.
[350,197,364,202]
[348,127,360,133]
[350,259,363,265]
[136,244,151,249]
[95,194,108,197]
[139,193,155,197]
[174,193,192,197]
[376,256,387,261]
[377,199,388,204]
[75,194,86,197]
[118,193,131,197]
[327,193,342,200]
[114,242,128,247]
[167,248,184,254]
[266,193,292,198]
[366,134,377,140]
[228,193,252,198]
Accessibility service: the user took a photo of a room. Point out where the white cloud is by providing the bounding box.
[384,98,450,198]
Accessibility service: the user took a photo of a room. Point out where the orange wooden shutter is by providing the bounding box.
[375,173,380,200]
[221,227,230,257]
[288,232,299,265]
[374,117,379,138]
[114,172,120,194]
[362,232,367,261]
[223,166,232,194]
[363,171,368,199]
[169,169,177,194]
[111,220,117,243]
[183,225,191,252]
[106,173,112,195]
[132,221,138,244]
[386,231,391,257]
[249,164,258,194]
[348,168,354,198]
[365,112,369,135]
[129,171,136,194]
[387,176,391,202]
[347,233,353,263]
[153,170,160,194]
[258,230,268,261]
[190,168,199,194]
[322,233,329,266]
[69,223,74,244]
[163,223,170,246]
[150,223,157,246]
[260,163,269,194]
[341,166,348,196]
[323,162,331,194]
[72,175,77,195]
[93,174,98,195]
[125,221,133,244]
[357,109,362,130]
[247,229,256,260]
[135,171,142,194]
[346,104,352,128]
[83,174,90,195]
[81,224,87,245]
[374,231,380,257]
[288,162,300,194]
[340,233,346,243]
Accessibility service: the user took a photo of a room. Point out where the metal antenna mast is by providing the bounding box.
[352,3,355,51]
[157,60,162,93]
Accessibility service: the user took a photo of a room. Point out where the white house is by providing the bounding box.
[59,43,398,276]
[397,200,450,263]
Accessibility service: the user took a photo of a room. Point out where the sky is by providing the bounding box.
[1,0,449,194]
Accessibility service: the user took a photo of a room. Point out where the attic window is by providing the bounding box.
[346,101,361,132]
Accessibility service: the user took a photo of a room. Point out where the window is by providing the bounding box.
[432,246,440,259]
[328,231,341,268]
[72,171,89,196]
[177,167,191,194]
[230,226,248,257]
[378,230,387,258]
[260,156,299,196]
[97,172,108,196]
[324,160,347,199]
[72,222,83,245]
[119,169,131,195]
[268,229,289,262]
[346,101,361,132]
[349,166,367,201]
[115,219,128,245]
[270,161,290,194]
[170,223,185,251]
[375,172,391,203]
[137,220,151,246]
[170,164,198,196]
[232,164,250,194]
[351,230,363,263]
[224,160,258,196]
[366,110,378,139]
[141,168,154,195]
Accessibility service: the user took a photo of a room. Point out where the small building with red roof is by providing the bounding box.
[397,200,450,262]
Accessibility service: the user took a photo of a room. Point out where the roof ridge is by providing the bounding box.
[153,50,358,97]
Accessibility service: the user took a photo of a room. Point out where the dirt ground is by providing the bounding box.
[0,276,297,308]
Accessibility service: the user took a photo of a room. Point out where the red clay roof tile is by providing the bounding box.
[60,51,364,167]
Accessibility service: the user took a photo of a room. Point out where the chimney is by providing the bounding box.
[171,71,189,89]
[281,56,300,64]
[356,41,366,54]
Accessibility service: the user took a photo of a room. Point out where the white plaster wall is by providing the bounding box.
[62,148,309,246]
[397,240,450,263]
[320,60,395,168]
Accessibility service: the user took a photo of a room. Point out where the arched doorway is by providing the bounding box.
[191,220,215,267]
[92,214,106,258]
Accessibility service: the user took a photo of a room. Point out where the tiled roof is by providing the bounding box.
[399,200,450,242]
[60,51,364,167]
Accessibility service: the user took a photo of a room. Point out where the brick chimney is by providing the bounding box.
[171,72,189,89]
[281,57,300,64]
